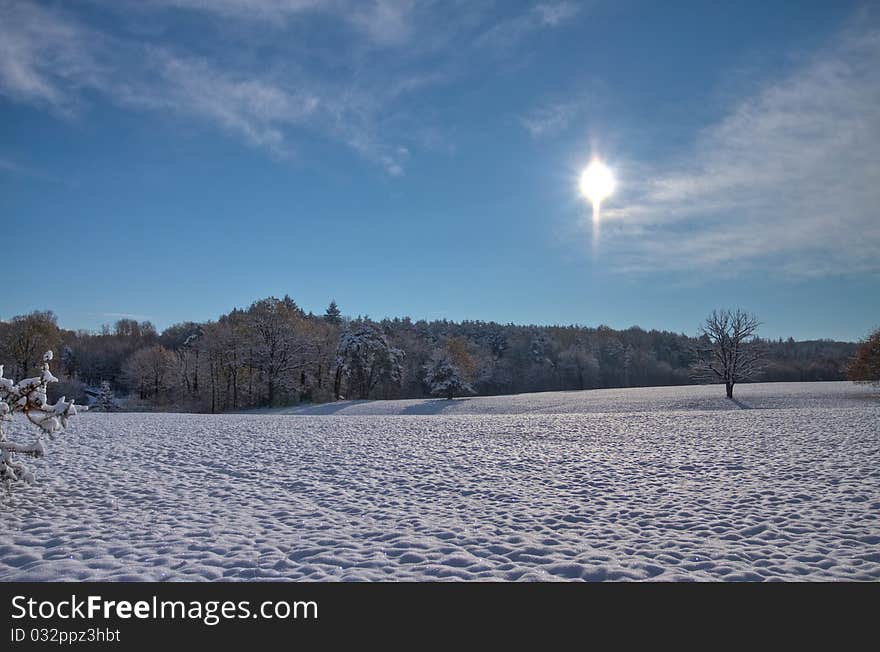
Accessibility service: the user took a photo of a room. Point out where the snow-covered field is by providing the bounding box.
[2,381,878,581]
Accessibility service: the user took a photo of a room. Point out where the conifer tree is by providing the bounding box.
[335,322,403,399]
[424,350,474,400]
[324,300,342,325]
[97,380,116,412]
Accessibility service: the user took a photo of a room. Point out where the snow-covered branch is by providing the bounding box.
[0,350,86,487]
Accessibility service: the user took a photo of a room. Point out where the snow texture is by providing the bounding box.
[1,381,877,581]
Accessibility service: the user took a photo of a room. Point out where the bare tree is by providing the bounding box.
[691,309,765,398]
[122,345,176,401]
[0,311,61,380]
[246,296,313,407]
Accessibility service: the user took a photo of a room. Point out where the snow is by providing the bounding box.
[1,381,878,581]
[267,381,874,415]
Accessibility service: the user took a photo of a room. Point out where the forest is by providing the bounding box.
[0,298,859,413]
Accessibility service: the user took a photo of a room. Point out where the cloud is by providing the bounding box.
[146,0,324,21]
[347,0,417,47]
[520,100,578,139]
[117,48,415,172]
[0,1,418,172]
[0,1,586,175]
[100,312,152,322]
[519,93,592,138]
[119,50,321,153]
[140,0,418,47]
[475,1,582,54]
[534,1,581,27]
[0,1,105,113]
[596,20,880,277]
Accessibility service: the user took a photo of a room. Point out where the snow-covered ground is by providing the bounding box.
[1,381,878,581]
[262,380,874,415]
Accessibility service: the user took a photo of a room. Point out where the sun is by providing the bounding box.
[579,159,616,209]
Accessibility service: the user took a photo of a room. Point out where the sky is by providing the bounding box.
[1,0,878,341]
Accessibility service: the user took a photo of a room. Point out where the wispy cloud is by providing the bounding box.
[0,1,427,173]
[144,0,578,51]
[0,1,587,176]
[2,0,583,175]
[0,0,105,113]
[144,0,325,21]
[119,50,321,154]
[595,20,880,277]
[475,1,582,54]
[519,91,594,139]
[100,312,152,322]
[142,0,417,46]
[520,100,578,139]
[534,1,582,27]
[347,0,418,47]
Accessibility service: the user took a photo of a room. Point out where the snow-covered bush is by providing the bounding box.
[424,350,474,400]
[0,351,85,488]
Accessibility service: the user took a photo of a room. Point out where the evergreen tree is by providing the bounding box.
[97,380,116,412]
[324,300,342,325]
[424,350,474,400]
[335,322,403,399]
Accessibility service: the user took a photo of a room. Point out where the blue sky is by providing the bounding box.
[1,0,878,341]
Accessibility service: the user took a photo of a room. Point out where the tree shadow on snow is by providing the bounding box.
[284,400,374,415]
[729,397,753,410]
[400,398,473,415]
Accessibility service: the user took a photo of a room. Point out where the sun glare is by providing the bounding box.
[579,157,616,250]
[579,159,616,210]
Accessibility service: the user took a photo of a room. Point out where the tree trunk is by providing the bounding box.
[334,367,343,400]
[210,361,216,414]
[193,349,199,397]
[726,382,734,399]
[232,366,238,409]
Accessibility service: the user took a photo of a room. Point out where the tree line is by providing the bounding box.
[0,298,862,412]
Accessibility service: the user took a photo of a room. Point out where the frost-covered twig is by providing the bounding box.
[0,351,85,487]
